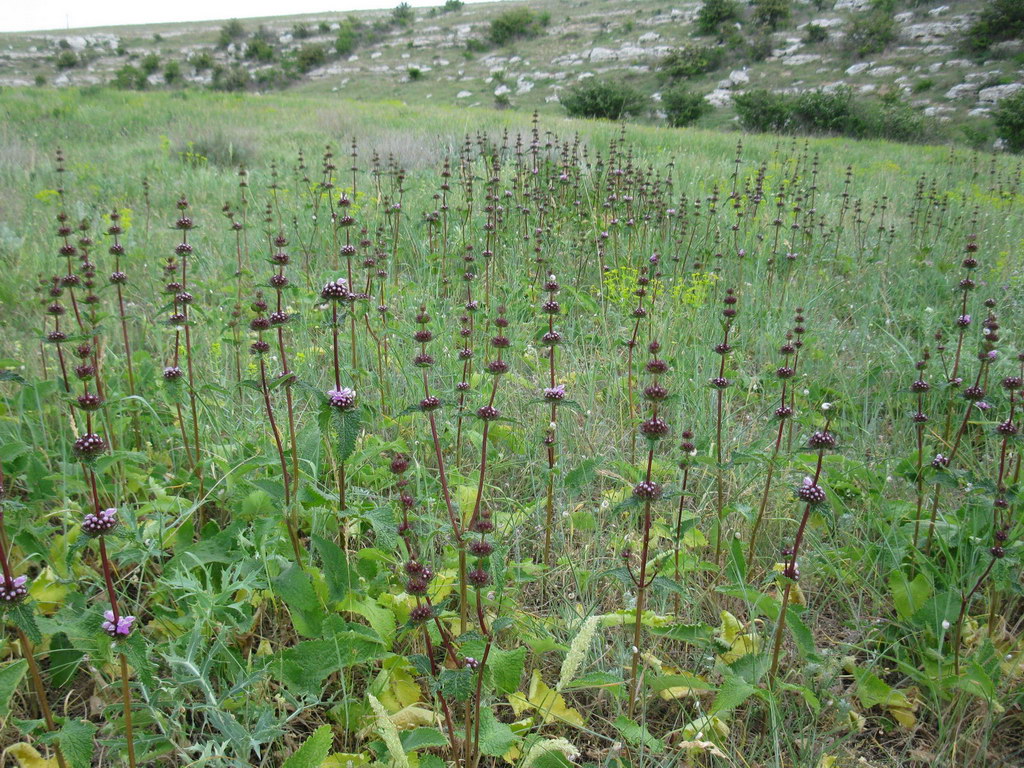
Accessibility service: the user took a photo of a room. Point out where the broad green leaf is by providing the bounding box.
[0,659,28,717]
[58,718,96,768]
[711,675,756,715]
[281,724,332,768]
[489,646,527,694]
[478,709,519,756]
[888,570,932,622]
[273,564,324,638]
[313,534,357,602]
[613,715,664,753]
[399,727,448,752]
[436,668,475,702]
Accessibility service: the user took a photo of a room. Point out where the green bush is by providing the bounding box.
[335,20,359,56]
[695,0,741,35]
[164,60,183,85]
[662,86,709,126]
[140,53,161,76]
[218,19,246,48]
[392,2,415,26]
[845,8,896,56]
[751,0,790,30]
[292,44,327,73]
[734,89,792,132]
[55,50,78,70]
[489,8,549,46]
[993,88,1024,152]
[962,0,1024,54]
[111,64,147,90]
[443,0,465,10]
[292,23,312,39]
[793,88,854,133]
[562,79,647,120]
[211,65,252,91]
[246,36,276,62]
[658,45,724,79]
[803,23,829,43]
[190,51,214,71]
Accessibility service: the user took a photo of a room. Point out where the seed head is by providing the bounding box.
[73,433,106,460]
[477,405,501,421]
[808,430,836,450]
[633,480,662,500]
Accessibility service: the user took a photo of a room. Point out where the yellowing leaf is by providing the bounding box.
[388,705,435,731]
[321,753,371,767]
[3,743,60,768]
[719,611,743,644]
[817,756,837,768]
[681,715,730,741]
[677,739,727,759]
[772,563,805,605]
[373,658,421,712]
[27,568,69,616]
[507,670,584,727]
[717,612,761,664]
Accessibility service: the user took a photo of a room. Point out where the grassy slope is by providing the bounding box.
[0,88,1023,766]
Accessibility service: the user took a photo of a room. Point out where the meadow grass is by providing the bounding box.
[0,87,1021,768]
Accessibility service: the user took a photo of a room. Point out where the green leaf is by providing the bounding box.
[273,564,324,638]
[59,718,97,768]
[48,632,83,688]
[613,715,665,753]
[282,724,333,768]
[400,727,448,752]
[565,458,599,491]
[711,674,757,715]
[728,536,747,585]
[787,611,818,661]
[363,507,398,551]
[649,622,714,645]
[888,570,932,622]
[8,602,42,644]
[489,646,526,694]
[0,659,28,717]
[119,631,156,690]
[313,534,357,602]
[436,668,475,702]
[338,408,362,463]
[478,709,519,756]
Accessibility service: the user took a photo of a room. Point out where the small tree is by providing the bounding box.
[696,0,741,35]
[751,0,790,30]
[218,19,246,48]
[489,8,547,45]
[55,50,78,69]
[562,79,647,120]
[164,60,182,84]
[963,0,1024,54]
[993,89,1024,152]
[663,86,710,126]
[392,2,415,26]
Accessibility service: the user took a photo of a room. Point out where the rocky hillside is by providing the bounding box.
[1,0,1021,144]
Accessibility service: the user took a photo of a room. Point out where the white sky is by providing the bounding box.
[2,0,497,33]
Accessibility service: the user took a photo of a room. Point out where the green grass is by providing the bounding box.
[0,87,1022,768]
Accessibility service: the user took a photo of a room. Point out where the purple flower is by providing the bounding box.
[327,387,357,410]
[797,477,826,504]
[543,384,566,401]
[102,610,136,637]
[82,507,118,537]
[0,575,29,604]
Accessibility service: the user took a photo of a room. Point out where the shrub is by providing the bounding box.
[804,23,829,43]
[562,79,647,120]
[845,8,896,57]
[793,87,854,134]
[292,23,312,39]
[211,65,252,91]
[658,44,724,79]
[55,50,78,70]
[318,21,331,33]
[751,0,790,30]
[140,53,162,76]
[246,36,276,62]
[218,19,246,48]
[993,88,1024,152]
[962,0,1024,54]
[734,89,792,132]
[111,64,147,90]
[662,86,709,126]
[293,44,327,73]
[190,51,214,71]
[164,60,183,85]
[466,38,490,53]
[335,20,359,56]
[489,8,548,45]
[407,67,423,80]
[392,2,415,26]
[443,0,465,10]
[34,74,46,86]
[695,0,741,35]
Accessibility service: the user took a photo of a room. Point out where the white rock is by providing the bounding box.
[456,90,472,98]
[945,83,979,100]
[516,79,534,94]
[978,83,1024,104]
[969,107,991,116]
[786,54,820,65]
[639,32,661,43]
[845,62,871,76]
[868,65,898,77]
[833,0,870,10]
[371,51,382,59]
[279,33,293,44]
[705,89,733,107]
[729,69,750,85]
[894,12,913,23]
[651,91,662,102]
[858,84,876,93]
[928,5,949,15]
[588,47,617,62]
[805,17,843,28]
[545,94,560,103]
[63,36,87,51]
[494,84,510,96]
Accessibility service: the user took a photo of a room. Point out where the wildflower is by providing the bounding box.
[102,610,136,638]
